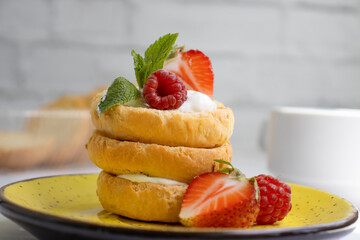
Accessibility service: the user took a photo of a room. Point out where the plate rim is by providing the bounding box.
[0,173,358,239]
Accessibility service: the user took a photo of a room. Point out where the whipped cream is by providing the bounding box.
[177,90,217,113]
[117,174,187,186]
[98,89,217,114]
[97,90,108,114]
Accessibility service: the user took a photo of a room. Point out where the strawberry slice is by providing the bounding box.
[164,49,214,98]
[179,171,259,228]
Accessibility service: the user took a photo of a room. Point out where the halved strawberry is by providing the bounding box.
[164,49,214,98]
[179,171,259,228]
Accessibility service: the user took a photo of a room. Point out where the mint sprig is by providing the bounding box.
[131,49,145,85]
[132,33,178,88]
[98,33,179,114]
[97,77,140,115]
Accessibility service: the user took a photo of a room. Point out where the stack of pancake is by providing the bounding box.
[87,91,235,222]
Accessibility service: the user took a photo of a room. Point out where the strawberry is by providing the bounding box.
[164,48,214,98]
[179,161,259,228]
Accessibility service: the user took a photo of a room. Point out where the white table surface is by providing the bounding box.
[0,151,358,239]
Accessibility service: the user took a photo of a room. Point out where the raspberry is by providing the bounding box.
[255,174,292,225]
[143,69,187,110]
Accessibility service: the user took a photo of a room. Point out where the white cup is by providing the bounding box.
[267,107,360,206]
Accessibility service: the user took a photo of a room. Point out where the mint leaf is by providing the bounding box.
[144,33,178,71]
[98,77,140,115]
[131,49,145,88]
[137,62,152,89]
[131,33,178,88]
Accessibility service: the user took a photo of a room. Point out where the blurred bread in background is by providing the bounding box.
[42,86,107,110]
[25,110,92,165]
[0,131,54,169]
[0,86,107,170]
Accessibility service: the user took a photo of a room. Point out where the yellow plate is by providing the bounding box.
[0,174,358,240]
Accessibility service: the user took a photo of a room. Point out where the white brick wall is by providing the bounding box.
[19,44,137,97]
[0,40,18,94]
[252,57,360,107]
[0,0,50,42]
[1,0,360,151]
[53,0,131,45]
[285,5,360,58]
[130,0,282,54]
[20,44,102,94]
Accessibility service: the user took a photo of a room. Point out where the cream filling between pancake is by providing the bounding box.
[117,174,188,186]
